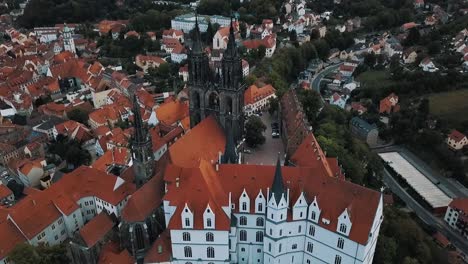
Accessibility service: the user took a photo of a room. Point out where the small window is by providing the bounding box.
[206,232,214,242]
[207,247,215,258]
[257,203,263,212]
[185,218,190,227]
[256,217,264,227]
[279,243,282,253]
[298,225,302,233]
[242,202,247,211]
[339,223,347,233]
[184,246,192,258]
[292,244,297,249]
[240,230,247,241]
[309,225,315,236]
[337,238,344,249]
[335,255,342,264]
[207,218,212,227]
[240,216,247,226]
[256,231,263,242]
[183,232,191,241]
[307,242,313,253]
[311,211,316,220]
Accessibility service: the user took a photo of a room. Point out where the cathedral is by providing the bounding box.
[188,15,246,143]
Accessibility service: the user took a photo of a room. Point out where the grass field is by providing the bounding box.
[428,89,468,124]
[356,69,397,90]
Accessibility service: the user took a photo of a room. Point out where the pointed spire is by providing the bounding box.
[271,153,285,204]
[132,93,146,143]
[224,14,238,58]
[221,125,238,164]
[191,11,203,53]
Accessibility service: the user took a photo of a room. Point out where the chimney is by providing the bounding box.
[175,177,180,188]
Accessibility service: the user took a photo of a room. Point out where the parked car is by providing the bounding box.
[243,149,252,154]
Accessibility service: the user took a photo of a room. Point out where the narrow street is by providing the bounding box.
[311,62,343,93]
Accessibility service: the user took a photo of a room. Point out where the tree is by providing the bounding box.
[299,90,323,124]
[310,29,320,40]
[10,243,69,264]
[48,135,91,168]
[289,29,297,42]
[404,27,421,46]
[67,108,89,124]
[245,116,266,148]
[268,97,279,115]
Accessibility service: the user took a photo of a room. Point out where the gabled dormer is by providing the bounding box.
[181,203,193,229]
[255,190,266,214]
[337,208,352,236]
[293,192,307,220]
[203,204,215,229]
[308,196,321,223]
[239,188,250,213]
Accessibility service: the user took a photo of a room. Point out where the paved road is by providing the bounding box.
[244,112,285,166]
[383,169,468,254]
[311,63,343,93]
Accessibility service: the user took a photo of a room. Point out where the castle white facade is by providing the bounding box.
[161,159,384,264]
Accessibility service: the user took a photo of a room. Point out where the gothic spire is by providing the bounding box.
[132,93,146,143]
[271,154,285,204]
[191,11,203,53]
[224,15,238,58]
[221,125,238,164]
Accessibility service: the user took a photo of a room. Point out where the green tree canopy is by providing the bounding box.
[245,116,266,148]
[10,243,69,264]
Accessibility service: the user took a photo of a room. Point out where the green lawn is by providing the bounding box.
[429,89,468,124]
[356,70,397,90]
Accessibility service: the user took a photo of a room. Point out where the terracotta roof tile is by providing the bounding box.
[244,84,276,105]
[79,213,115,247]
[155,99,189,126]
[144,230,172,263]
[448,130,467,143]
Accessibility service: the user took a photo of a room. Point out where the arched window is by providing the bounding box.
[339,223,347,233]
[240,216,247,225]
[206,232,214,242]
[309,225,315,236]
[256,217,264,227]
[335,255,342,264]
[240,230,247,241]
[256,231,263,242]
[311,211,316,220]
[337,238,344,249]
[207,247,215,258]
[184,246,192,258]
[307,242,313,253]
[183,232,191,241]
[134,224,145,250]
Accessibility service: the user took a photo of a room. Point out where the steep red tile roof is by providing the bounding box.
[289,134,334,177]
[155,99,189,126]
[163,29,183,37]
[55,120,93,143]
[136,88,155,110]
[448,130,467,143]
[92,148,131,173]
[450,198,468,213]
[168,115,225,168]
[79,213,115,247]
[144,230,172,263]
[244,84,276,105]
[0,221,27,259]
[98,242,134,264]
[164,162,382,245]
[121,172,164,222]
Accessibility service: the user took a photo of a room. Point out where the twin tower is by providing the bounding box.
[188,15,246,143]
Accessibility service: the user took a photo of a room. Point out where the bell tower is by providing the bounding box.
[63,23,76,54]
[131,94,154,188]
[219,18,245,142]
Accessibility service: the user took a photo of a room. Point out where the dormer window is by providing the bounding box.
[339,224,347,233]
[185,218,190,226]
[311,211,316,220]
[207,218,212,227]
[242,202,247,211]
[258,203,263,212]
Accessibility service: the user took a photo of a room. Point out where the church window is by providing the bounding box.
[240,230,247,241]
[184,246,192,258]
[337,238,344,249]
[257,203,263,212]
[307,242,313,253]
[335,255,342,264]
[207,247,215,258]
[339,223,347,233]
[206,232,214,242]
[256,231,263,242]
[256,217,264,227]
[183,232,191,241]
[240,216,247,225]
[309,226,315,236]
[134,224,145,250]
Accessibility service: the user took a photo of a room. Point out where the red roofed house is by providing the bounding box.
[14,158,47,187]
[444,198,468,239]
[243,84,276,116]
[379,93,400,114]
[69,213,117,264]
[155,99,189,127]
[124,31,140,39]
[53,120,94,144]
[242,34,277,57]
[135,54,166,73]
[446,130,468,150]
[351,102,368,115]
[0,166,135,263]
[162,29,184,43]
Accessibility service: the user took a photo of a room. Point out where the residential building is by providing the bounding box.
[162,29,184,42]
[379,93,400,114]
[242,35,277,58]
[350,117,379,146]
[419,57,439,72]
[244,84,276,116]
[446,130,468,150]
[444,198,468,239]
[135,55,166,73]
[329,93,348,109]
